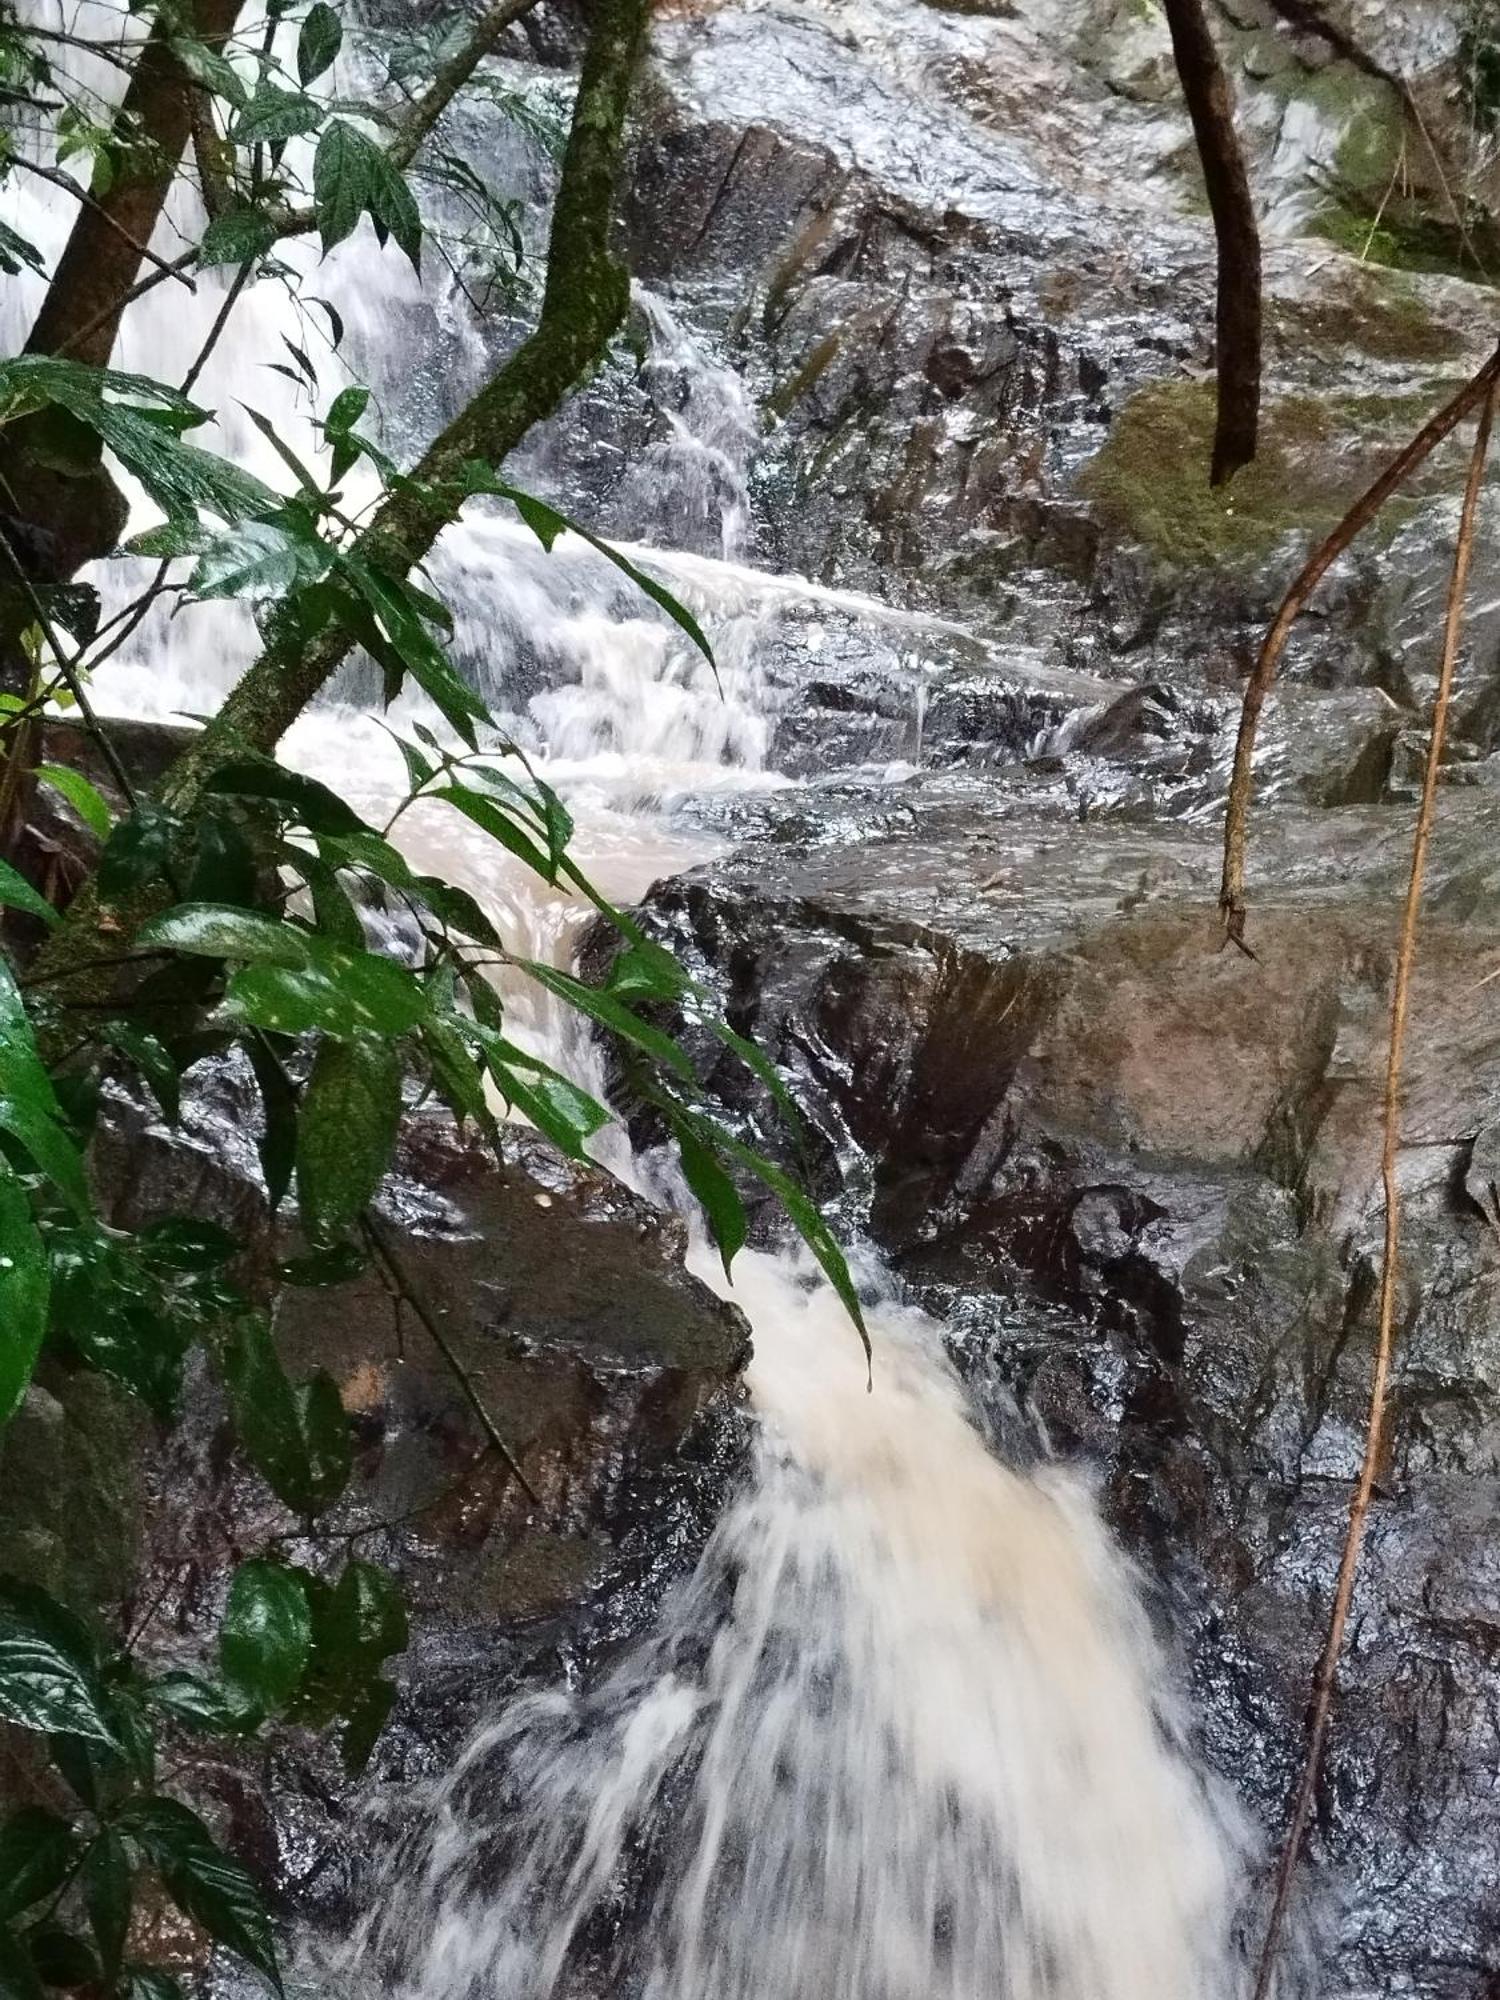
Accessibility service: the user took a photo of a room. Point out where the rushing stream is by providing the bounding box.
[5,7,1258,1991]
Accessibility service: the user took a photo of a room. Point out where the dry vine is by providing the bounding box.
[1248,372,1500,2000]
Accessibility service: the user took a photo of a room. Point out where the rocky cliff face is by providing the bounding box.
[593,2,1500,1992]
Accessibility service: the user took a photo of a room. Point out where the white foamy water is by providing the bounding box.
[353,1250,1246,2000]
[5,9,1251,1990]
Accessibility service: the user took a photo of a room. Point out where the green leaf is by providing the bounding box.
[0,1179,48,1429]
[323,1561,407,1669]
[720,1132,869,1363]
[312,120,420,269]
[136,904,312,967]
[116,1799,281,1995]
[218,1314,351,1515]
[147,1671,263,1736]
[297,3,342,83]
[0,1927,45,2000]
[125,1968,185,2000]
[420,1017,494,1137]
[246,1042,296,1210]
[519,962,696,1081]
[231,83,322,145]
[220,1560,311,1710]
[170,34,247,106]
[0,221,43,280]
[34,765,111,841]
[0,360,277,527]
[189,521,331,600]
[296,1034,403,1238]
[338,1676,395,1775]
[0,1589,117,1747]
[0,858,59,928]
[674,1121,747,1281]
[28,1926,100,1989]
[99,1023,180,1124]
[0,1096,90,1218]
[204,759,367,834]
[316,829,417,893]
[223,947,428,1037]
[0,963,62,1125]
[415,877,500,949]
[323,385,368,436]
[96,802,184,901]
[338,560,484,742]
[0,1810,78,1922]
[198,205,280,268]
[433,784,552,880]
[82,1831,130,1983]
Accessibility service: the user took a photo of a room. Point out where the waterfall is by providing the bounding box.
[5,13,1253,1991]
[350,1259,1246,2000]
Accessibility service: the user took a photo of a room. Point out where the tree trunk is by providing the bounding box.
[1162,0,1262,486]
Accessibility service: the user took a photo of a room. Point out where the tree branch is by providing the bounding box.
[1162,0,1262,486]
[158,0,650,809]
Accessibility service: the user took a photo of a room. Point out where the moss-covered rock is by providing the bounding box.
[1076,376,1454,573]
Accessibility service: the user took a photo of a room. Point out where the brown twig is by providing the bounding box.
[1221,340,1500,946]
[1162,0,1262,484]
[1250,367,1500,2000]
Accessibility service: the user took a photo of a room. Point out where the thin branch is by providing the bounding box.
[1220,339,1500,947]
[1251,368,1500,2000]
[15,158,198,293]
[1162,0,1262,485]
[386,0,543,172]
[361,1211,538,1504]
[180,256,256,396]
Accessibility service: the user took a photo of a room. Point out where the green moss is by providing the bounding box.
[1267,269,1467,366]
[1077,377,1448,573]
[1309,196,1500,284]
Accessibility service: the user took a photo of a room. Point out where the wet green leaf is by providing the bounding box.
[0,1810,78,1922]
[220,1313,352,1515]
[220,1561,311,1710]
[296,1034,402,1237]
[34,765,110,841]
[223,947,427,1038]
[82,1830,130,1983]
[0,1180,48,1427]
[297,3,341,84]
[137,904,311,967]
[0,860,58,929]
[116,1799,280,1995]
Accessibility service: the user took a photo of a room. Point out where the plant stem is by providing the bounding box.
[1250,367,1500,2000]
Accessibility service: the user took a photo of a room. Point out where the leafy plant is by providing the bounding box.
[0,2,865,1994]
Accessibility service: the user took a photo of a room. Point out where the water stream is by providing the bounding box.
[7,13,1252,1990]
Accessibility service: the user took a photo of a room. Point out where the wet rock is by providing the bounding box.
[633,765,1500,1992]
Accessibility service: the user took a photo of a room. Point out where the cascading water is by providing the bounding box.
[7,11,1252,1990]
